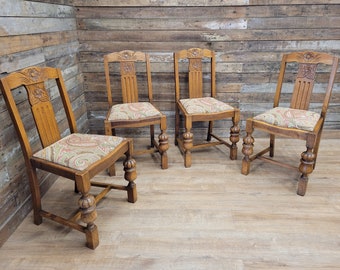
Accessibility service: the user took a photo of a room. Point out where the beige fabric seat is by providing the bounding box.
[253,107,320,131]
[33,134,125,171]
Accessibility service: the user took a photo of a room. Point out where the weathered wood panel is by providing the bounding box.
[73,0,340,6]
[0,18,76,36]
[76,5,340,19]
[0,0,85,248]
[75,2,340,134]
[0,1,75,16]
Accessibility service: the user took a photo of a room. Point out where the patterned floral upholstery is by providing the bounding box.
[180,97,234,114]
[254,107,320,131]
[108,102,161,121]
[33,134,125,171]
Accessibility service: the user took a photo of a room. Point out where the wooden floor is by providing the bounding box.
[1,138,340,270]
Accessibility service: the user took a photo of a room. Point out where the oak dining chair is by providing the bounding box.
[174,48,240,168]
[104,50,169,169]
[0,66,138,249]
[241,51,339,196]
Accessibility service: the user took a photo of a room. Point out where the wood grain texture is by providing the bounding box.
[1,138,340,269]
[1,0,340,257]
[0,0,86,248]
[75,3,340,134]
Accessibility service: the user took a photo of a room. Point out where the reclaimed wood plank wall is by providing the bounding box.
[0,0,340,247]
[74,0,340,135]
[0,0,84,246]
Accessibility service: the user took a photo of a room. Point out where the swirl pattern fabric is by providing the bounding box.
[108,102,161,121]
[254,107,320,131]
[180,97,234,114]
[33,134,124,171]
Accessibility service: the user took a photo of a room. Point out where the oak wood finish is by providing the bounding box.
[0,66,137,249]
[241,51,339,196]
[174,48,240,168]
[104,50,169,169]
[2,0,340,252]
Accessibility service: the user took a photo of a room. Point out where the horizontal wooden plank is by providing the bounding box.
[0,42,79,73]
[77,29,340,42]
[78,17,339,33]
[76,5,340,19]
[1,1,75,17]
[248,17,340,29]
[0,31,78,57]
[77,40,340,54]
[250,0,340,5]
[0,18,76,36]
[28,0,74,6]
[78,18,247,31]
[73,0,340,6]
[74,0,249,7]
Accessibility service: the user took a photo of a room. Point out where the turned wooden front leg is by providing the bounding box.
[78,193,98,249]
[123,145,137,203]
[229,113,240,160]
[158,130,169,169]
[74,175,98,249]
[298,143,315,196]
[241,125,254,175]
[76,176,98,249]
[183,129,193,168]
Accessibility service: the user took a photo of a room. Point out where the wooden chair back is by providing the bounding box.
[274,51,339,116]
[174,48,216,100]
[0,66,77,158]
[104,50,153,105]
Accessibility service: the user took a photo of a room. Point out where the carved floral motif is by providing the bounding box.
[190,58,202,71]
[188,48,204,58]
[121,62,135,75]
[297,63,317,80]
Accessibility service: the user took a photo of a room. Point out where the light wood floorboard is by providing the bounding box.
[1,138,340,270]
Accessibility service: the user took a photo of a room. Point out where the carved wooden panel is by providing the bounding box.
[291,63,317,110]
[189,58,203,98]
[120,61,139,103]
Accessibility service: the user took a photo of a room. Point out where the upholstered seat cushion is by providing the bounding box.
[33,133,124,171]
[179,97,234,114]
[108,102,161,121]
[253,107,320,131]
